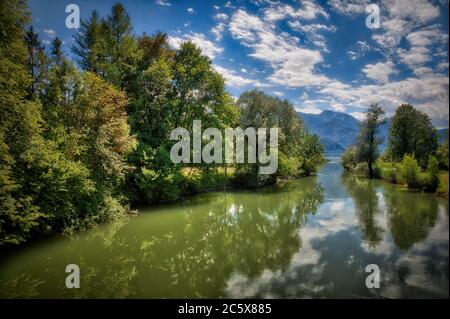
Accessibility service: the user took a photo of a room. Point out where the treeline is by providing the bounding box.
[0,1,323,246]
[342,103,448,194]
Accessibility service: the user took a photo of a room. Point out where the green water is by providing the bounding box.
[0,160,448,298]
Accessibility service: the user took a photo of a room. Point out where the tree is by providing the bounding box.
[71,10,104,74]
[24,25,46,97]
[436,137,449,170]
[137,32,173,70]
[236,90,323,184]
[102,3,141,89]
[71,72,136,184]
[0,0,47,244]
[172,41,235,130]
[387,104,438,167]
[354,104,385,178]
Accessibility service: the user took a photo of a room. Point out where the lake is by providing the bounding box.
[0,159,448,298]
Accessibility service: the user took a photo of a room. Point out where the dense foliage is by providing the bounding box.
[342,103,447,195]
[0,2,323,246]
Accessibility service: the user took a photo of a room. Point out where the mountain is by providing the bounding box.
[298,110,360,155]
[298,110,392,155]
[298,110,447,155]
[437,128,449,143]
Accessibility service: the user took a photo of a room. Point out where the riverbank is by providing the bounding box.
[342,158,449,199]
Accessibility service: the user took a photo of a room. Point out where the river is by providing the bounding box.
[0,159,448,298]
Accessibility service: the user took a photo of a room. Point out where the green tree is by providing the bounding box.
[24,25,46,97]
[71,10,105,74]
[436,138,449,170]
[102,3,141,89]
[236,90,323,184]
[387,104,438,166]
[353,104,385,178]
[0,0,46,245]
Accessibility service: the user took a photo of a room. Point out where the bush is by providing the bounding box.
[302,158,317,176]
[436,139,449,170]
[342,146,357,171]
[400,155,421,188]
[376,160,403,184]
[278,152,301,177]
[420,156,439,192]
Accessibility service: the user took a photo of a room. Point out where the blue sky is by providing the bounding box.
[29,0,449,127]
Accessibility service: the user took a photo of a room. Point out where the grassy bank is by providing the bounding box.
[343,156,448,198]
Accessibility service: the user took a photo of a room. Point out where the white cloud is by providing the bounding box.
[187,8,195,14]
[211,23,226,41]
[406,27,448,47]
[263,0,329,22]
[362,61,397,83]
[214,65,267,88]
[437,62,449,71]
[413,67,434,77]
[210,13,229,41]
[224,1,235,9]
[288,21,336,52]
[215,13,229,21]
[168,33,223,59]
[329,0,370,15]
[156,0,171,7]
[372,0,441,50]
[288,22,336,33]
[43,28,56,38]
[318,76,449,119]
[273,91,284,97]
[347,41,371,60]
[350,112,367,121]
[229,9,329,87]
[398,46,431,67]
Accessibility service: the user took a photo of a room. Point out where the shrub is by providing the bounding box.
[342,146,357,171]
[400,155,421,188]
[420,156,439,192]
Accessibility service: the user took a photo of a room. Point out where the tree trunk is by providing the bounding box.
[368,161,374,178]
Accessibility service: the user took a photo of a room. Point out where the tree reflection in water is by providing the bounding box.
[0,178,324,298]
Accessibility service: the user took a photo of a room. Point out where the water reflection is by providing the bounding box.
[0,161,447,298]
[0,177,324,298]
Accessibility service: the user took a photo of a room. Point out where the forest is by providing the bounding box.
[0,1,324,246]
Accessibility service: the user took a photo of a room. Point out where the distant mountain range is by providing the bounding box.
[298,110,448,155]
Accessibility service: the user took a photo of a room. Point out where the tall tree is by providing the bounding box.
[102,3,141,89]
[24,25,45,97]
[0,0,45,244]
[354,104,385,178]
[137,32,173,70]
[71,10,104,74]
[387,104,438,166]
[172,41,234,130]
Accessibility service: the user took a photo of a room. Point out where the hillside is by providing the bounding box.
[298,110,390,155]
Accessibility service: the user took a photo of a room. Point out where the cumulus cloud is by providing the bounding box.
[328,0,371,15]
[214,65,268,88]
[168,33,223,59]
[263,0,329,22]
[363,61,398,83]
[210,13,229,41]
[372,0,441,50]
[229,9,329,87]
